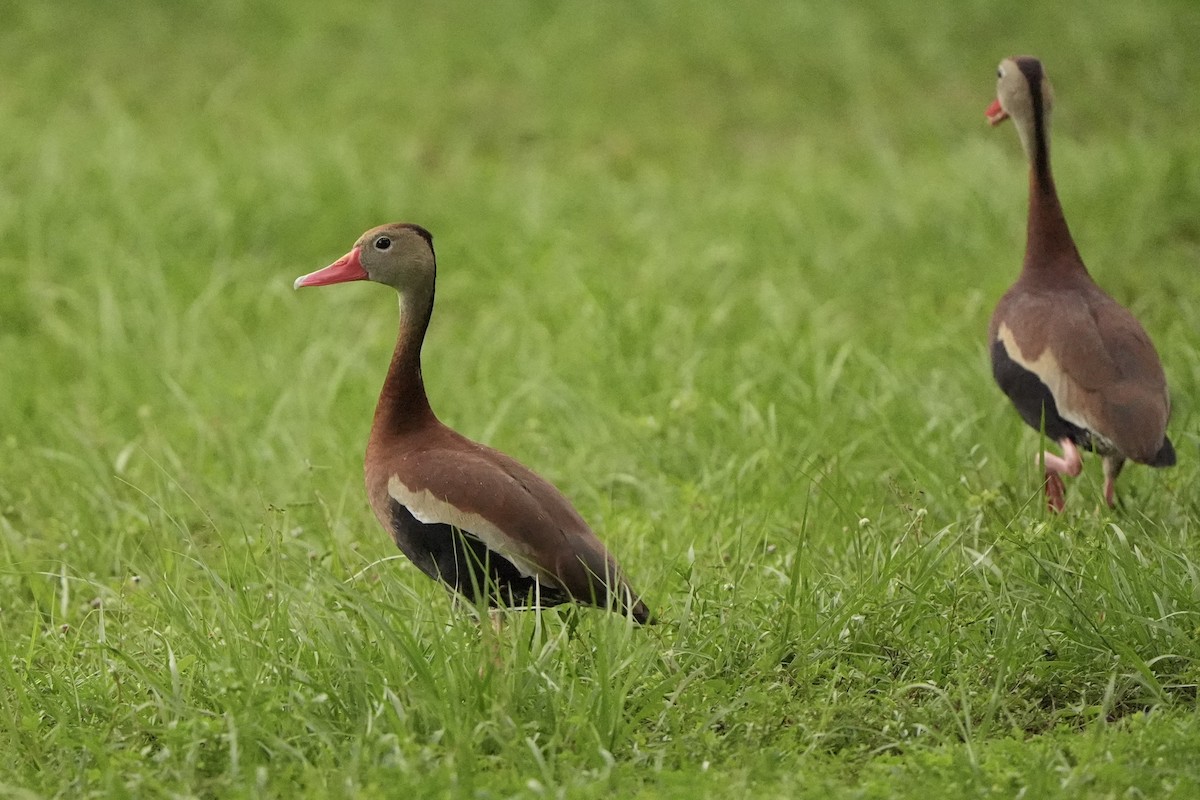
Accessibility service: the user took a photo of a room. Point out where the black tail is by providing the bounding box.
[630,597,656,625]
[1150,436,1176,468]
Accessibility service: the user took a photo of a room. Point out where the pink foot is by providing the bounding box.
[1046,473,1066,513]
[1037,439,1082,513]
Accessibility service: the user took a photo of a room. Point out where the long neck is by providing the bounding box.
[371,281,438,438]
[1021,90,1084,274]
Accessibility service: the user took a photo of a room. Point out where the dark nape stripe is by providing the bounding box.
[1015,57,1051,189]
[400,223,435,249]
[402,220,436,320]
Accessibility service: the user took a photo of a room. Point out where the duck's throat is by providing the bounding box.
[372,291,436,437]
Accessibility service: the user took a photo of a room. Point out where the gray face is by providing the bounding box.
[995,57,1055,160]
[356,224,437,293]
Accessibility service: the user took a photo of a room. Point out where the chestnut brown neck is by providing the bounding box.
[371,284,438,440]
[1019,62,1085,278]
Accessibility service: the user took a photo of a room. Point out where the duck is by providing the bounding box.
[986,56,1175,512]
[295,223,652,622]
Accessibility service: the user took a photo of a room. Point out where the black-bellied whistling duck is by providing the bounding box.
[295,223,652,622]
[986,56,1175,512]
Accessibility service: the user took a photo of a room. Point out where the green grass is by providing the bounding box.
[2,0,1200,796]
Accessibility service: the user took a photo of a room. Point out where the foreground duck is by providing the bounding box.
[986,56,1175,511]
[296,223,652,622]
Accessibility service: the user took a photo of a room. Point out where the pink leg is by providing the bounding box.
[1102,456,1125,508]
[1037,439,1082,513]
[1045,473,1066,513]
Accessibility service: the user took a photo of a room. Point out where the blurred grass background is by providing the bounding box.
[1,0,1199,797]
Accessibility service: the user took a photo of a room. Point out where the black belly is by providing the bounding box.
[990,339,1092,447]
[387,499,570,609]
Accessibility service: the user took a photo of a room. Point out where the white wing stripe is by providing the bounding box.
[997,323,1097,433]
[387,476,550,583]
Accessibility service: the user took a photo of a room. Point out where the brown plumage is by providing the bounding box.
[986,56,1174,511]
[295,223,652,622]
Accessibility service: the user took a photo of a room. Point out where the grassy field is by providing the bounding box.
[2,0,1199,796]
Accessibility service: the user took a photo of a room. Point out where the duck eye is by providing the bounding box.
[997,67,1004,78]
[374,236,392,251]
